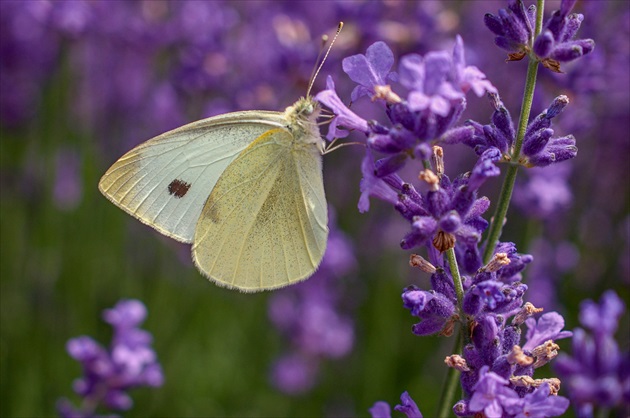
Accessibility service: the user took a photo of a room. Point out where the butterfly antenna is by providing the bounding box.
[306,22,343,98]
[324,140,365,155]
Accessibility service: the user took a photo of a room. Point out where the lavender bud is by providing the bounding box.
[522,128,553,156]
[375,153,408,177]
[546,95,570,118]
[463,289,482,316]
[445,354,470,372]
[430,268,456,300]
[439,211,461,233]
[534,30,554,58]
[413,142,433,160]
[484,13,504,36]
[368,133,404,153]
[409,254,436,273]
[551,39,595,62]
[440,126,474,145]
[561,13,584,42]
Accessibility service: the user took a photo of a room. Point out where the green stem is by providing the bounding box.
[535,0,545,35]
[437,332,462,418]
[446,248,466,343]
[482,1,545,264]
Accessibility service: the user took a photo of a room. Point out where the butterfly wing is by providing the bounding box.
[98,111,286,243]
[192,128,328,292]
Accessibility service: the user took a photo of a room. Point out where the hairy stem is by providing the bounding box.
[482,1,544,264]
[446,248,466,343]
[437,332,462,418]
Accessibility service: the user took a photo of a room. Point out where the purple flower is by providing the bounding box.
[369,391,423,418]
[270,354,318,395]
[533,0,595,72]
[402,286,456,336]
[451,35,497,97]
[484,0,535,57]
[468,366,519,417]
[513,165,573,220]
[369,401,392,418]
[502,382,570,417]
[464,94,577,167]
[315,76,370,140]
[268,219,356,395]
[57,299,163,417]
[394,391,423,418]
[358,149,400,213]
[522,312,572,351]
[342,41,397,102]
[554,291,630,414]
[485,0,594,71]
[472,280,506,310]
[399,51,461,116]
[464,93,515,156]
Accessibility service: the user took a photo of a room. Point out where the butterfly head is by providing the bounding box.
[284,97,324,153]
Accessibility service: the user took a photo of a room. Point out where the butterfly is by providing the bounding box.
[98,23,343,292]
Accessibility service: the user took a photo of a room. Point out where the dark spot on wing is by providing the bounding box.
[168,179,191,198]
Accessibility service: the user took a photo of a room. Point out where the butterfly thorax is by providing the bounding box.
[284,97,325,154]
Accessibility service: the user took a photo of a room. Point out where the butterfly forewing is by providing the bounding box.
[98,111,286,243]
[192,128,328,292]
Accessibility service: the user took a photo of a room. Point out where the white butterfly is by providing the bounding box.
[98,24,344,292]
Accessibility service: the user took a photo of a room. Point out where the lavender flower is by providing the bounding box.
[318,38,495,187]
[485,0,594,71]
[369,391,423,418]
[451,310,572,417]
[554,291,630,416]
[318,18,586,414]
[533,0,595,72]
[316,76,369,140]
[461,93,577,167]
[57,299,163,417]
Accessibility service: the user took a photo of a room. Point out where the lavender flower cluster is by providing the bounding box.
[554,291,630,416]
[485,0,594,72]
[315,1,620,416]
[57,300,163,418]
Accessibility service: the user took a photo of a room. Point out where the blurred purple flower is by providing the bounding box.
[53,149,83,211]
[57,299,163,417]
[554,291,630,415]
[513,164,573,220]
[270,354,318,395]
[268,216,356,395]
[524,239,579,311]
[369,391,423,418]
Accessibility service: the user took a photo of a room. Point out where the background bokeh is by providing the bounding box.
[1,1,628,416]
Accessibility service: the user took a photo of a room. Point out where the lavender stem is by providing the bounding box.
[482,1,544,264]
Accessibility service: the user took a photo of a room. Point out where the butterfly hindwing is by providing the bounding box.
[192,128,328,291]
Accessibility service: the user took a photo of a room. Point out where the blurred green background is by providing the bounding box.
[1,1,628,417]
